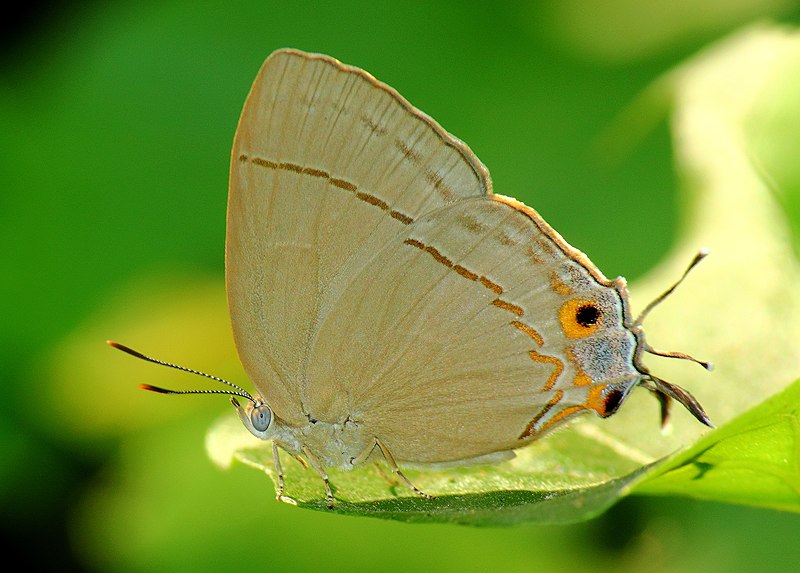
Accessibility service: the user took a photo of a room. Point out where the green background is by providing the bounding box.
[2,1,799,571]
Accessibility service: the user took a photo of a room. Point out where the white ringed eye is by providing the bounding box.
[250,404,272,432]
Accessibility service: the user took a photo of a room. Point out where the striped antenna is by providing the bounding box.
[106,341,256,403]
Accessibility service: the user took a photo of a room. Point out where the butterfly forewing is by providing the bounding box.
[227,50,493,425]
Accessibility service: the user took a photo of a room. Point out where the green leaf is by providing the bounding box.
[206,25,800,524]
[207,413,658,525]
[209,379,800,523]
[635,378,800,511]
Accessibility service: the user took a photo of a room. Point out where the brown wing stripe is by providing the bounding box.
[401,238,565,398]
[491,298,524,317]
[396,140,422,163]
[348,122,458,202]
[239,154,413,225]
[453,264,478,281]
[330,177,358,192]
[510,320,544,347]
[535,405,587,435]
[250,156,277,169]
[478,276,503,294]
[404,238,425,250]
[390,138,457,202]
[403,239,501,298]
[302,167,329,178]
[356,191,389,210]
[425,245,453,267]
[360,115,388,136]
[279,161,303,173]
[548,269,573,296]
[390,211,414,224]
[525,245,544,265]
[519,390,563,439]
[529,350,564,390]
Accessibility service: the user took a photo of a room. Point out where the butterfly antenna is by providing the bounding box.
[106,341,256,403]
[633,248,709,328]
[634,249,713,371]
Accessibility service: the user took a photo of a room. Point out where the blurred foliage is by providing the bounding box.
[2,1,800,572]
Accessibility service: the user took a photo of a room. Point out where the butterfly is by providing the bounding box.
[110,49,711,508]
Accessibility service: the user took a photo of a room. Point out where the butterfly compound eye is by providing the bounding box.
[250,404,272,432]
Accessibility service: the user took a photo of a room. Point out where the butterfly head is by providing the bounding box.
[106,340,278,437]
[231,396,274,438]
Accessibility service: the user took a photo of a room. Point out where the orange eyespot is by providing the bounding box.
[559,299,602,338]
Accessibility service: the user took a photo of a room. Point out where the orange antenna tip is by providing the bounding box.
[107,340,146,359]
[139,384,170,394]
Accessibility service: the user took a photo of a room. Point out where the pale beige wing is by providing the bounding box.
[303,196,642,463]
[227,49,491,425]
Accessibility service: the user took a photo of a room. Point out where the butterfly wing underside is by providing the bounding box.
[304,196,641,463]
[228,49,641,464]
[227,49,492,425]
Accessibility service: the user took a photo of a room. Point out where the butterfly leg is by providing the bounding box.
[373,461,398,487]
[271,442,292,503]
[372,438,435,500]
[301,446,335,509]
